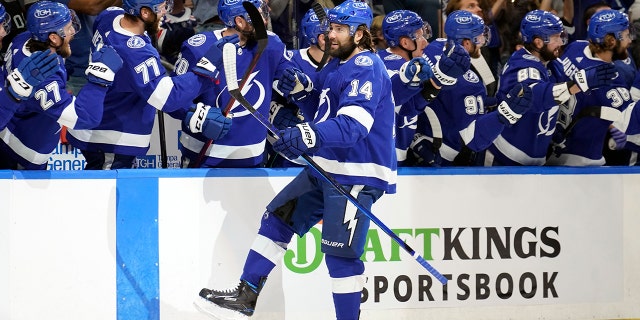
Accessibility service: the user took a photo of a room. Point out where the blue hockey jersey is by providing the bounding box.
[416,39,505,166]
[486,47,563,166]
[548,40,634,166]
[172,28,294,167]
[377,48,426,165]
[296,50,397,193]
[0,31,108,169]
[67,7,212,156]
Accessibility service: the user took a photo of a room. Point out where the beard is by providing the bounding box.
[56,39,72,58]
[539,44,559,62]
[470,43,480,59]
[612,40,629,61]
[330,36,357,60]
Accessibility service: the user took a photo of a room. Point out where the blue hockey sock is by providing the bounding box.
[333,292,361,320]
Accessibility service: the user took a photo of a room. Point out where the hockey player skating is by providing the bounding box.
[548,9,636,166]
[0,1,124,169]
[66,0,232,169]
[172,0,295,168]
[410,10,534,166]
[193,1,396,319]
[484,9,617,166]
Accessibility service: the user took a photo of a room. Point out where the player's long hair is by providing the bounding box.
[356,25,375,52]
[26,39,51,54]
[589,34,617,55]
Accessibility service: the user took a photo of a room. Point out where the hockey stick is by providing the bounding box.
[222,43,448,285]
[312,2,330,71]
[158,110,168,168]
[191,1,269,168]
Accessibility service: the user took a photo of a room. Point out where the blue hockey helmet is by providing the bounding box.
[327,0,373,36]
[445,10,489,46]
[122,0,174,16]
[218,0,269,28]
[520,10,566,44]
[27,1,80,42]
[382,10,431,47]
[301,8,328,45]
[0,3,11,37]
[588,9,630,44]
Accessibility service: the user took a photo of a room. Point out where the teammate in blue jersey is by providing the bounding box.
[409,10,534,167]
[266,7,327,167]
[548,9,637,166]
[0,1,125,170]
[172,0,294,168]
[66,0,232,169]
[377,10,433,165]
[483,10,616,166]
[194,1,395,319]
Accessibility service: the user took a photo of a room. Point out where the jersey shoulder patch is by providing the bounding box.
[187,33,207,47]
[354,55,373,67]
[463,70,480,83]
[127,36,146,49]
[383,53,403,61]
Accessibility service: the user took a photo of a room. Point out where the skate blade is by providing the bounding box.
[193,296,249,320]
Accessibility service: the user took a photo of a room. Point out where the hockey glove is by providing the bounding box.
[399,57,433,87]
[269,101,304,129]
[193,34,239,80]
[184,102,232,140]
[432,42,470,87]
[7,50,59,100]
[272,122,322,159]
[573,63,618,93]
[276,68,314,102]
[497,83,533,126]
[608,126,627,150]
[410,133,441,166]
[85,45,123,87]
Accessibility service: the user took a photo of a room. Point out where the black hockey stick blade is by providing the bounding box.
[312,2,329,71]
[222,42,448,285]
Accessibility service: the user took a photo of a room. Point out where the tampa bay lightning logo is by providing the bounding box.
[187,34,207,47]
[217,70,265,117]
[537,106,558,137]
[354,55,373,66]
[463,70,479,83]
[127,36,145,49]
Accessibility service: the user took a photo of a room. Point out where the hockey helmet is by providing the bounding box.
[588,9,630,44]
[122,0,174,16]
[327,0,373,36]
[218,0,269,28]
[301,8,328,46]
[445,10,489,46]
[0,3,11,37]
[382,10,431,48]
[27,1,80,42]
[520,10,566,44]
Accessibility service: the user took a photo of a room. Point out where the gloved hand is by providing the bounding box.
[193,34,239,79]
[184,102,232,140]
[269,101,304,129]
[85,45,123,86]
[432,42,470,86]
[608,126,627,150]
[7,50,59,100]
[276,68,313,102]
[410,133,441,166]
[497,83,533,126]
[573,63,618,92]
[272,122,322,159]
[399,57,433,87]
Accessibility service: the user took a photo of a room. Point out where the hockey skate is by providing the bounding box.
[194,279,262,320]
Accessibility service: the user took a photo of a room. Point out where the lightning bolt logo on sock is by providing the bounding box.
[343,186,364,246]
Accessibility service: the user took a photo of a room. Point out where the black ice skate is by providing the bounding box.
[194,279,265,320]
